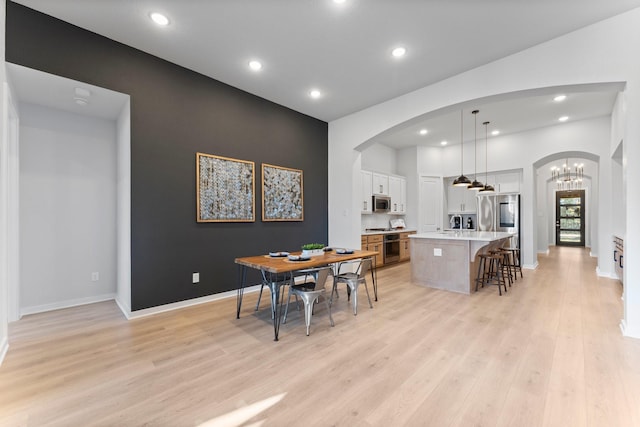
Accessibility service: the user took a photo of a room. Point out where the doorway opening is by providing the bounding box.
[555,190,585,246]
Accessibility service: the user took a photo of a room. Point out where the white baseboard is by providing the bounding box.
[115,296,132,319]
[620,319,640,339]
[595,267,618,279]
[0,336,8,367]
[20,293,116,317]
[523,261,538,270]
[620,319,627,336]
[126,284,262,320]
[537,249,550,255]
[19,285,264,321]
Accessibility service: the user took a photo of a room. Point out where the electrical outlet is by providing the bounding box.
[91,272,99,281]
[433,248,442,257]
[192,272,200,284]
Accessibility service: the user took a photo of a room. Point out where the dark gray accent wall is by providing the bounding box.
[6,1,328,311]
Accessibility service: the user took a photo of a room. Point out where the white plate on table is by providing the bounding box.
[269,251,289,257]
[287,255,310,261]
[335,249,354,254]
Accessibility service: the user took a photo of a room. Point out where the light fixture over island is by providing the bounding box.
[409,231,515,294]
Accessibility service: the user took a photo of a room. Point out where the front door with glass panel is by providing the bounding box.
[555,190,585,246]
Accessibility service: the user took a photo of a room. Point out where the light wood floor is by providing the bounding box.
[2,246,640,427]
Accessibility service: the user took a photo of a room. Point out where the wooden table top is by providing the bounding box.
[235,249,379,273]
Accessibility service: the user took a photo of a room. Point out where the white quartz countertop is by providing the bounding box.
[409,231,514,242]
[361,229,417,236]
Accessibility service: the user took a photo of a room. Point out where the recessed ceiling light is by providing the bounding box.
[309,89,322,99]
[491,130,500,136]
[391,47,406,58]
[553,94,567,102]
[558,116,569,122]
[248,60,262,71]
[150,12,170,26]
[440,140,448,146]
[74,87,90,106]
[74,87,91,98]
[419,129,428,135]
[333,0,346,4]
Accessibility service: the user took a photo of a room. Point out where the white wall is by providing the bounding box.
[19,104,117,314]
[361,143,397,174]
[328,8,640,337]
[0,0,8,364]
[398,146,420,231]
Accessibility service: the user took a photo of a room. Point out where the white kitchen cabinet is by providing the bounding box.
[447,181,477,213]
[372,173,389,195]
[495,172,520,193]
[400,178,407,214]
[389,175,406,214]
[361,170,373,214]
[483,174,496,191]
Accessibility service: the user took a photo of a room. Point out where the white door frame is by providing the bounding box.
[3,82,20,322]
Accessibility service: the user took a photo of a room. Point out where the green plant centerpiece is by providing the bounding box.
[301,243,325,257]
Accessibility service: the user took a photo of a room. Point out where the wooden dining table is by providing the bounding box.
[235,249,379,341]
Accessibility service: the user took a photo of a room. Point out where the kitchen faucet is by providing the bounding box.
[450,214,462,229]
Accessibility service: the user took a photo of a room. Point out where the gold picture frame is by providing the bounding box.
[196,152,255,222]
[261,163,304,222]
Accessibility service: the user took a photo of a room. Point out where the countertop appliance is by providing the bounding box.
[383,233,400,264]
[478,194,521,261]
[372,195,391,213]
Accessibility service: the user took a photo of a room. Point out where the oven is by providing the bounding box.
[384,233,400,264]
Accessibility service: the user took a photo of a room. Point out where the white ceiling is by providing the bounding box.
[10,0,639,146]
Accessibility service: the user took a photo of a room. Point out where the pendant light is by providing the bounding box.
[479,121,495,194]
[467,110,484,191]
[452,110,471,187]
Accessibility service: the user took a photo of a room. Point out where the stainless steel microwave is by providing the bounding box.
[373,195,391,212]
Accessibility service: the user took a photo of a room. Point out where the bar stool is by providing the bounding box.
[500,247,523,280]
[475,254,491,291]
[492,249,513,287]
[475,253,507,295]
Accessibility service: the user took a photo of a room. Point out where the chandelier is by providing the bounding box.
[551,159,584,189]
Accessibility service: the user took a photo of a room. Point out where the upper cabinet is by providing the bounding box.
[361,170,373,214]
[372,173,389,195]
[447,182,477,213]
[361,170,406,215]
[495,172,520,193]
[389,175,406,214]
[447,171,521,212]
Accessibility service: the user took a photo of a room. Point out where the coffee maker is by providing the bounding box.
[452,215,461,229]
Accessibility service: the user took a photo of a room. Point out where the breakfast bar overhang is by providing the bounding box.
[409,231,515,294]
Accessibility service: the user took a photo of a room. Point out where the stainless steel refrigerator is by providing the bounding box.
[477,193,521,253]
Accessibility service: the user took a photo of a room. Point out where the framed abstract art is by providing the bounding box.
[261,163,304,222]
[196,152,255,222]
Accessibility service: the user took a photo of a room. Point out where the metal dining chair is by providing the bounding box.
[256,270,292,319]
[332,257,373,315]
[282,267,335,336]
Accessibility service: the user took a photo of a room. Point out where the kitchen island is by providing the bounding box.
[409,231,514,294]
